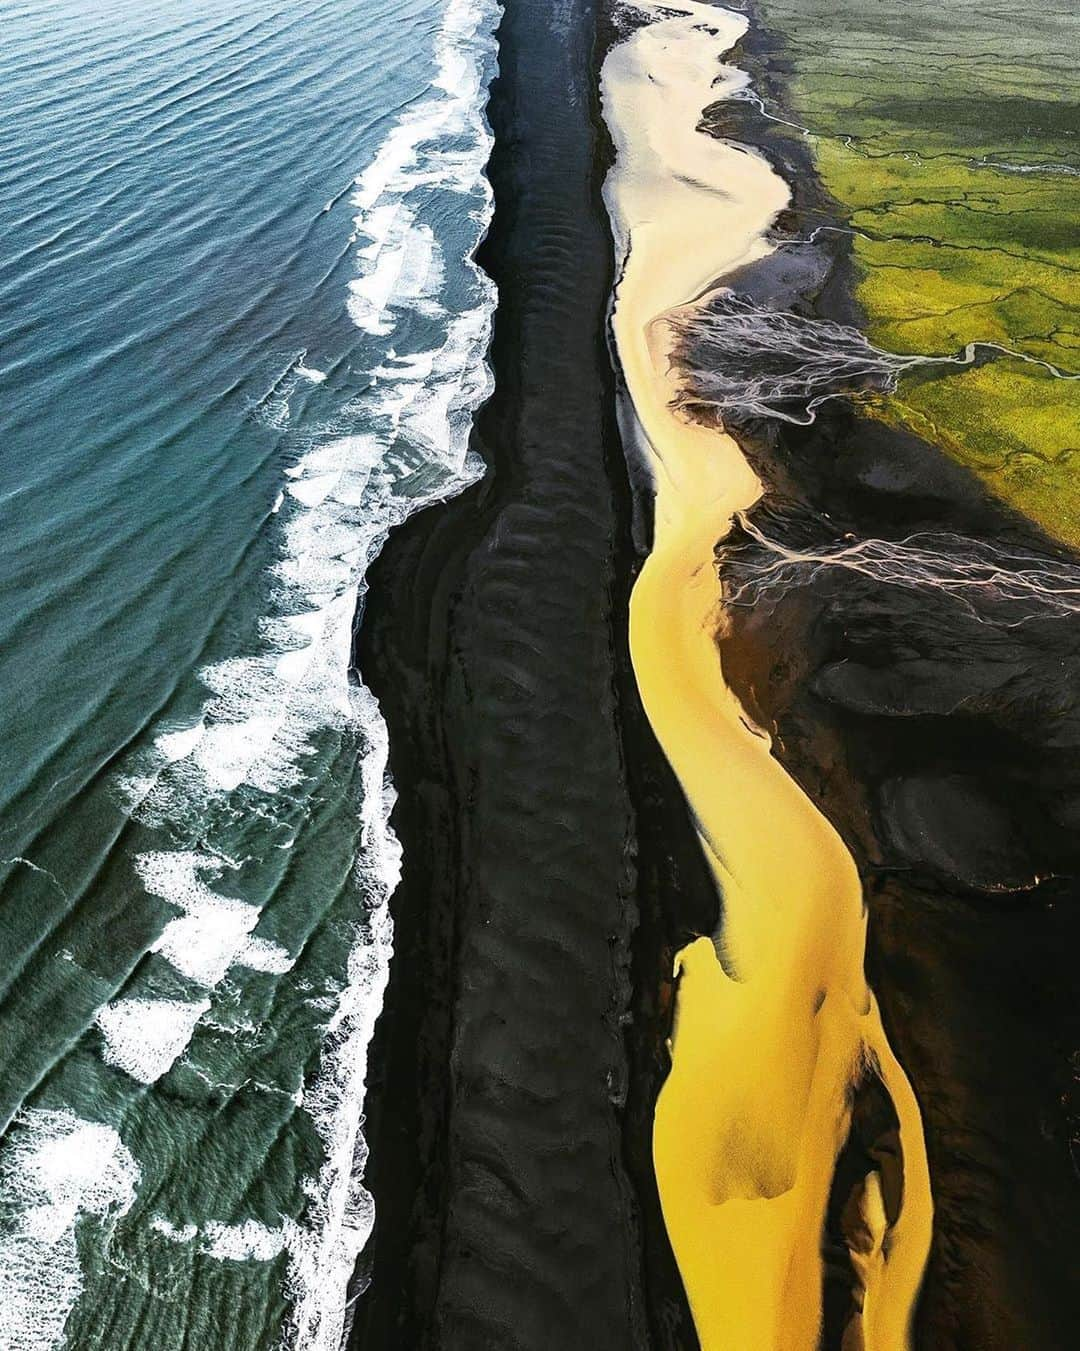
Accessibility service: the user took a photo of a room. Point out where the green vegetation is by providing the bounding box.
[758,0,1080,544]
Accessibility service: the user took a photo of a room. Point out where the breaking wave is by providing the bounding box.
[0,0,499,1348]
[0,1111,138,1351]
[122,0,499,1342]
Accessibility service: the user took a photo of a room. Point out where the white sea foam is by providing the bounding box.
[93,848,294,1083]
[156,720,206,763]
[277,680,398,1350]
[238,935,296,974]
[139,850,292,988]
[96,996,211,1084]
[152,1213,287,1261]
[275,2,499,1343]
[0,1109,138,1351]
[286,471,340,507]
[296,364,328,384]
[150,1216,198,1243]
[259,398,292,430]
[204,1219,287,1262]
[98,0,500,1346]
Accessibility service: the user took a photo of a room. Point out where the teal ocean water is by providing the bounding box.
[0,0,496,1345]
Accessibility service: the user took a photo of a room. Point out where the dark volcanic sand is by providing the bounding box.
[693,11,1080,1348]
[349,0,1080,1346]
[347,1,713,1347]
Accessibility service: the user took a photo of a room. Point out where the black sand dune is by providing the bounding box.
[348,1,711,1347]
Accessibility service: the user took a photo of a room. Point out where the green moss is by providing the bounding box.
[880,365,1080,538]
[759,0,1080,545]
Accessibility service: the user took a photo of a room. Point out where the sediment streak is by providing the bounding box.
[667,289,1078,426]
[600,3,933,1346]
[725,511,1080,625]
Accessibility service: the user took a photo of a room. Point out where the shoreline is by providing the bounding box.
[345,0,1080,1346]
[348,0,710,1344]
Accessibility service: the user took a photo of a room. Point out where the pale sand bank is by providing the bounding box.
[600,3,932,1345]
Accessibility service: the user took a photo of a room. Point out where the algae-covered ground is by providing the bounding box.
[758,0,1080,545]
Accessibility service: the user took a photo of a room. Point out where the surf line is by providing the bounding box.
[600,4,933,1347]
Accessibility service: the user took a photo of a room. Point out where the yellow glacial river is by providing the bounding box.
[600,4,933,1345]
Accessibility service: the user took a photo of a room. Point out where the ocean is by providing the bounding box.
[0,0,497,1346]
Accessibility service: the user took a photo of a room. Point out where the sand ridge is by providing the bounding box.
[600,3,933,1345]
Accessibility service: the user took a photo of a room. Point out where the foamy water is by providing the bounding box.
[0,1111,138,1351]
[0,0,498,1346]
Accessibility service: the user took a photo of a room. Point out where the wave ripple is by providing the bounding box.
[0,1,499,1348]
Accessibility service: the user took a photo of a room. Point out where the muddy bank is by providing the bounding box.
[692,10,1080,1345]
[347,0,711,1346]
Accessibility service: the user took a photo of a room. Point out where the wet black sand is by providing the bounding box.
[698,13,1080,1347]
[347,1,712,1346]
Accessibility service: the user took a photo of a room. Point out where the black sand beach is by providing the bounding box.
[348,1,1080,1346]
[348,0,711,1346]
